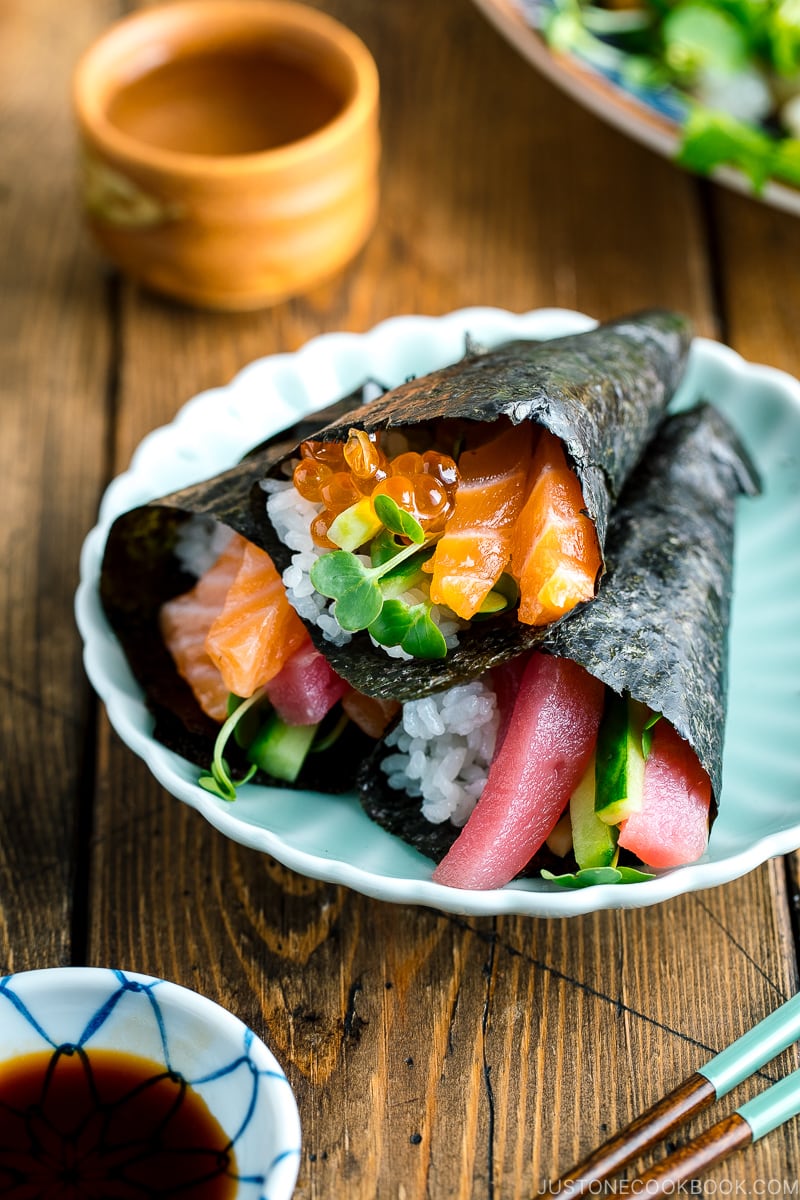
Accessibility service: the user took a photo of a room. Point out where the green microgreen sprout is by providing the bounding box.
[368,598,448,660]
[310,493,445,654]
[310,709,351,753]
[541,865,656,889]
[198,687,267,801]
[372,493,425,544]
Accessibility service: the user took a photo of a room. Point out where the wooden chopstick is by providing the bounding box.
[554,1072,716,1191]
[549,992,800,1192]
[630,1113,752,1195]
[631,1066,800,1195]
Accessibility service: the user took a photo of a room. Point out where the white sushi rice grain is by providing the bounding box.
[173,516,232,577]
[263,478,462,655]
[381,680,498,826]
[263,479,352,645]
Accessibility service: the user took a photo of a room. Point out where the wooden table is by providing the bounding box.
[4,0,800,1195]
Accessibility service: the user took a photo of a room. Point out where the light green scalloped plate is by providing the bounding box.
[76,307,800,917]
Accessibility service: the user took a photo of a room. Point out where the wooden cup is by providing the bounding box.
[73,0,380,310]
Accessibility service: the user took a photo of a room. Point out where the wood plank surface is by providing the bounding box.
[0,0,119,972]
[3,0,800,1197]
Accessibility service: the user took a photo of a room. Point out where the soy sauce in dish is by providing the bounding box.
[106,48,346,156]
[0,1046,238,1198]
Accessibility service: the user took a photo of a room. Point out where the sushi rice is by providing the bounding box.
[174,515,232,577]
[381,681,498,826]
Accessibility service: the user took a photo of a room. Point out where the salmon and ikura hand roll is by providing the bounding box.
[260,311,692,702]
[358,405,759,888]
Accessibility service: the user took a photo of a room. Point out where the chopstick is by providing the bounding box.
[631,1066,800,1194]
[551,991,800,1192]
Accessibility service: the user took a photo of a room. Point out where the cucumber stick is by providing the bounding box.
[569,754,618,869]
[594,693,649,825]
[247,714,319,783]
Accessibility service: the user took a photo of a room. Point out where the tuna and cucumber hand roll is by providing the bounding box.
[260,311,692,702]
[358,403,760,889]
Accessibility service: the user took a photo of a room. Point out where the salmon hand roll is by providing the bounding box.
[259,311,692,702]
[99,383,398,801]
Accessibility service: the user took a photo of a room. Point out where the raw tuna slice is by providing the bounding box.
[490,656,529,754]
[266,641,347,726]
[433,652,604,890]
[618,720,711,868]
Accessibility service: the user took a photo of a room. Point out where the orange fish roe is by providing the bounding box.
[509,429,602,625]
[295,431,459,547]
[426,422,533,620]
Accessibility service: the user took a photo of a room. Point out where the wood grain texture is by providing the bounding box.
[0,0,119,972]
[3,0,800,1197]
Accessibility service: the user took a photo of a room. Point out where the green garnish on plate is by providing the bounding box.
[538,0,800,193]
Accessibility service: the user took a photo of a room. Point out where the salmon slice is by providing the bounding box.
[159,534,244,723]
[510,429,601,626]
[205,538,308,700]
[427,422,533,620]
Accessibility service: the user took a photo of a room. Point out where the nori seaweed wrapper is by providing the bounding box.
[99,383,385,791]
[259,310,693,701]
[357,402,759,864]
[540,401,759,808]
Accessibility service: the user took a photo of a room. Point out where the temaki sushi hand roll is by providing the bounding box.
[259,311,692,702]
[99,384,398,802]
[357,403,760,889]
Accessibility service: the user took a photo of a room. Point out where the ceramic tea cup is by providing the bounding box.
[73,0,380,310]
[0,966,301,1198]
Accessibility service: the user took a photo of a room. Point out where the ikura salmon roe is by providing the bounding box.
[344,429,386,480]
[388,451,424,478]
[297,434,461,547]
[310,510,338,550]
[373,474,416,513]
[319,471,359,512]
[421,450,458,488]
[299,439,346,467]
[373,467,455,534]
[293,458,332,502]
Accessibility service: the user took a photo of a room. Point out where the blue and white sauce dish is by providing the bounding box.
[0,966,301,1199]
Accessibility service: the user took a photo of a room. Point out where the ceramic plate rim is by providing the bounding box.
[470,0,800,219]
